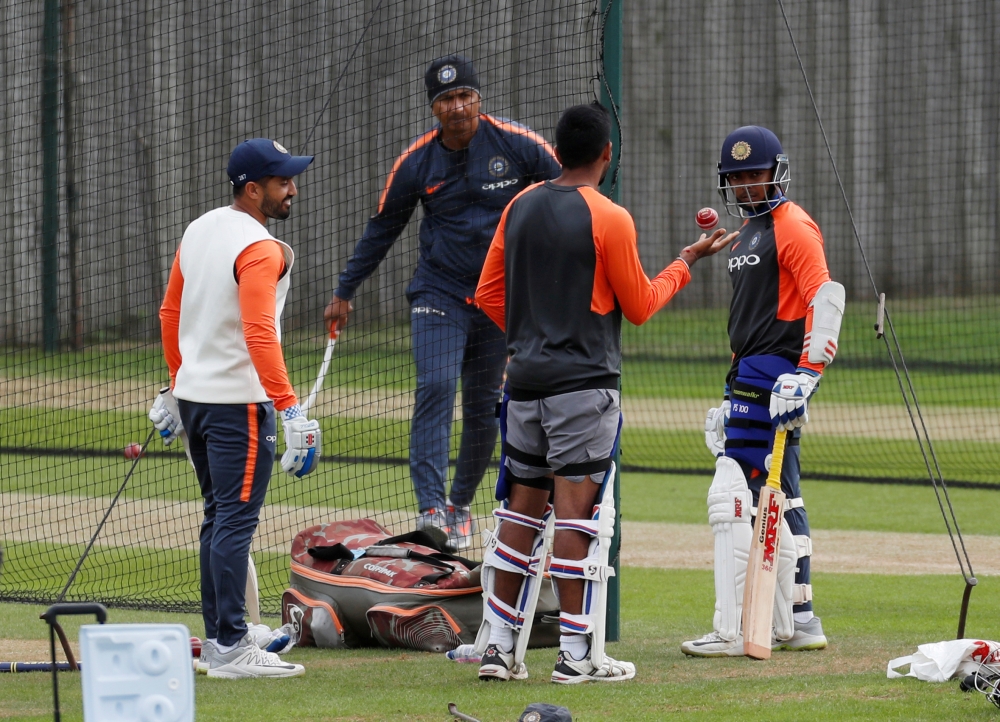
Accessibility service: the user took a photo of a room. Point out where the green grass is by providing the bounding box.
[3,469,993,615]
[2,571,998,720]
[621,429,1000,484]
[3,299,998,487]
[624,295,1000,368]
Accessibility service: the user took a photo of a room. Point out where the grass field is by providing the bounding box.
[2,570,998,721]
[3,299,998,487]
[2,470,996,615]
[2,297,999,718]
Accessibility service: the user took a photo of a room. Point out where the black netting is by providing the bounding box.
[1,0,996,613]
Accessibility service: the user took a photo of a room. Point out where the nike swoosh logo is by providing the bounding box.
[425,181,445,195]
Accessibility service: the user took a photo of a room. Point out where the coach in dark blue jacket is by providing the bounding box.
[325,55,560,551]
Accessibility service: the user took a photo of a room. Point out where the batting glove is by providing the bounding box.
[704,399,730,458]
[280,405,321,478]
[149,387,183,445]
[770,371,820,431]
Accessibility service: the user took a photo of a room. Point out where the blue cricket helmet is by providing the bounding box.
[717,125,790,217]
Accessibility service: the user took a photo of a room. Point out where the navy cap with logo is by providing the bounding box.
[718,126,785,176]
[518,703,573,722]
[227,138,314,188]
[424,54,480,105]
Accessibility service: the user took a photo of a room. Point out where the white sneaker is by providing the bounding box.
[774,616,828,651]
[551,649,636,684]
[416,508,449,548]
[207,633,305,679]
[478,643,528,681]
[681,631,745,657]
[445,503,475,552]
[196,639,217,674]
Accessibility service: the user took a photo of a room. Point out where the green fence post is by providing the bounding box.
[42,0,61,352]
[600,0,623,644]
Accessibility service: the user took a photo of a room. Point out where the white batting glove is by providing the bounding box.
[280,405,321,478]
[704,399,730,457]
[770,371,820,431]
[149,387,183,445]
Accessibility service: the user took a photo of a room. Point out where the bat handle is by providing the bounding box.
[765,429,788,490]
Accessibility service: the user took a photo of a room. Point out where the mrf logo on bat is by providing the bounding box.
[757,494,783,572]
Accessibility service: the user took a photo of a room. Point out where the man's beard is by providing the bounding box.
[262,195,291,220]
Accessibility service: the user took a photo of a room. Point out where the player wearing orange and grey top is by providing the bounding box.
[474,103,734,684]
[683,126,845,658]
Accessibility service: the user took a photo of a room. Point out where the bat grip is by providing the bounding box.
[765,429,787,490]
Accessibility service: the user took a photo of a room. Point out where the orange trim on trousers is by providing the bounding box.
[241,404,259,502]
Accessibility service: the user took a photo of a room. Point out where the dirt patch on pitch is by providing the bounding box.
[0,638,78,663]
[621,521,1000,575]
[3,491,996,576]
[0,373,423,420]
[4,372,990,441]
[622,397,998,442]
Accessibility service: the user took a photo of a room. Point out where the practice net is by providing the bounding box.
[1,0,997,613]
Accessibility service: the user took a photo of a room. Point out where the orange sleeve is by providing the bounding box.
[584,189,692,326]
[475,209,508,331]
[159,248,183,387]
[775,209,831,374]
[235,241,298,410]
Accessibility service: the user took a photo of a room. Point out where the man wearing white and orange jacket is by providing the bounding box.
[151,138,318,679]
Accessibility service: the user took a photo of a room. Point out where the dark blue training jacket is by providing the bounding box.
[335,114,561,304]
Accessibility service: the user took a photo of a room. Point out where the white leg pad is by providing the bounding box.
[707,457,753,642]
[772,519,797,641]
[548,462,617,668]
[474,500,553,663]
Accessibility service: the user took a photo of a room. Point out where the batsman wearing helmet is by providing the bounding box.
[682,126,844,657]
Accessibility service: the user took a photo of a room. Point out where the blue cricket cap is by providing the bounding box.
[227,138,313,188]
[718,126,784,176]
[425,54,480,104]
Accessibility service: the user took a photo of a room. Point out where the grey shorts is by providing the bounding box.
[503,388,620,483]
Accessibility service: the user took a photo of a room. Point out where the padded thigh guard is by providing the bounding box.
[548,462,618,669]
[475,501,553,662]
[708,456,753,642]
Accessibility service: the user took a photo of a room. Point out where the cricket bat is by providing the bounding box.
[742,428,788,660]
[245,555,261,625]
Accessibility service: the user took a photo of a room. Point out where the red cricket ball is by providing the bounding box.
[123,443,143,460]
[696,207,719,230]
[190,637,202,658]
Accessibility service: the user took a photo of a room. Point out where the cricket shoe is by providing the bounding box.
[551,649,636,684]
[774,616,828,651]
[478,643,528,681]
[207,633,305,679]
[681,631,745,657]
[196,639,217,674]
[445,503,476,552]
[416,508,449,548]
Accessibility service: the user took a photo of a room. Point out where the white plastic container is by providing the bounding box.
[79,623,194,722]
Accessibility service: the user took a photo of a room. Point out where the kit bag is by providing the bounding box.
[282,519,560,653]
